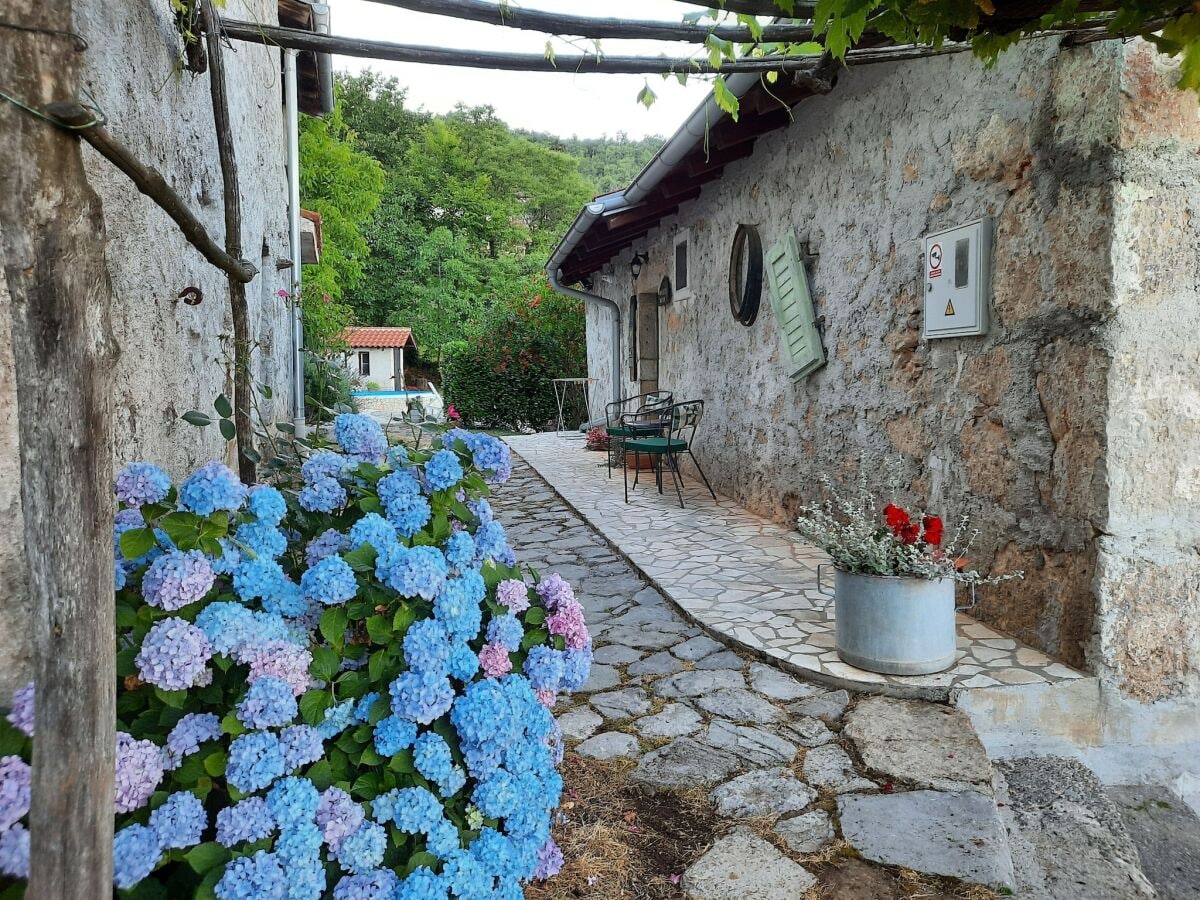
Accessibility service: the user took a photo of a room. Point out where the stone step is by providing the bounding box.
[1108,783,1200,899]
[994,756,1156,899]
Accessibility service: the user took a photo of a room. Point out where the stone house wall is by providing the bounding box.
[0,0,297,697]
[583,40,1200,701]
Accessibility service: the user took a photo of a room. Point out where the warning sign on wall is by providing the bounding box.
[928,243,943,279]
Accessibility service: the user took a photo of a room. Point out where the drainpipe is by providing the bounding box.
[546,201,622,409]
[284,49,306,434]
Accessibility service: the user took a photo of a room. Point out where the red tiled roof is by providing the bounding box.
[343,327,416,350]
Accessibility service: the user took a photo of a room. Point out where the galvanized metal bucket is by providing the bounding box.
[817,566,958,675]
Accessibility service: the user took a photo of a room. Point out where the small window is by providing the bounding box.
[357,351,370,377]
[674,229,692,301]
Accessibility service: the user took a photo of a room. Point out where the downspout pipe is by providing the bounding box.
[284,48,306,433]
[308,3,335,115]
[546,201,622,409]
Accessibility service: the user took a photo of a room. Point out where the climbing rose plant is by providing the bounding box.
[0,416,591,897]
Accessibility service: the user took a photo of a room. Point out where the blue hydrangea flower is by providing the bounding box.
[164,712,221,769]
[336,820,386,875]
[115,462,171,508]
[237,521,288,559]
[434,577,483,642]
[472,768,519,819]
[215,850,286,900]
[386,444,410,467]
[150,790,206,849]
[447,640,480,681]
[378,545,448,601]
[524,646,565,692]
[486,615,524,653]
[414,732,465,797]
[396,867,447,900]
[135,617,211,691]
[353,692,381,723]
[317,698,356,739]
[0,823,29,879]
[468,497,494,524]
[267,776,321,829]
[196,602,287,656]
[427,818,461,860]
[403,618,451,675]
[237,676,298,729]
[474,520,509,563]
[247,484,287,524]
[334,413,387,463]
[227,731,286,794]
[215,796,276,847]
[378,469,421,504]
[348,513,397,554]
[560,645,593,692]
[112,824,162,889]
[441,849,492,900]
[471,828,520,881]
[390,671,455,725]
[373,714,418,757]
[444,531,475,571]
[262,577,309,618]
[232,556,286,603]
[466,433,512,483]
[423,450,464,492]
[301,450,348,483]
[142,549,215,610]
[179,461,247,516]
[211,537,243,576]
[284,859,327,900]
[280,725,325,772]
[275,821,323,865]
[333,869,400,900]
[301,554,358,606]
[299,475,347,513]
[306,528,350,566]
[374,787,442,834]
[115,559,127,591]
[382,491,432,537]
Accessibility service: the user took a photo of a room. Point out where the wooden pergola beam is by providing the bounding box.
[670,0,818,17]
[372,0,819,43]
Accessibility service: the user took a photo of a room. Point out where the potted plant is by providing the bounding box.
[585,425,610,452]
[797,477,1020,675]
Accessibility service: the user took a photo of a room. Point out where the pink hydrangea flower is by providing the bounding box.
[478,642,512,678]
[535,689,557,709]
[237,640,313,697]
[495,579,530,614]
[547,599,589,650]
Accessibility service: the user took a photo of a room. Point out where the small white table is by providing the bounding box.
[552,378,595,435]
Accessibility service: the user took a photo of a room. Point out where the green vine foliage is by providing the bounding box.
[441,278,586,431]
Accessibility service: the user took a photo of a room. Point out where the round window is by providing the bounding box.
[729,224,763,326]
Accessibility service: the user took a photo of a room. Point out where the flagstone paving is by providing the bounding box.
[490,457,1015,896]
[504,432,1084,700]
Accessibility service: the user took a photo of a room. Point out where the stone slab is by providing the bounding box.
[702,719,797,767]
[839,789,1015,888]
[672,635,725,661]
[748,662,821,701]
[653,669,745,699]
[593,645,643,666]
[557,707,602,741]
[683,827,816,899]
[628,650,684,677]
[590,687,652,720]
[774,810,835,854]
[1108,783,1200,900]
[695,651,745,670]
[581,664,621,693]
[788,689,849,721]
[635,703,703,739]
[802,743,875,794]
[576,731,641,760]
[632,737,739,789]
[696,688,781,725]
[844,696,992,792]
[711,768,817,819]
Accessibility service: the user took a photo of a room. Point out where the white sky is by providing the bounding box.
[330,0,715,139]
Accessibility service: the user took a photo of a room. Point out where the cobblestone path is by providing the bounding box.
[492,460,1005,900]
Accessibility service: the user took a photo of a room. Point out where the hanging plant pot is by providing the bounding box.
[820,568,957,675]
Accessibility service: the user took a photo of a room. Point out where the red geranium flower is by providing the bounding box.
[922,515,944,547]
[897,521,921,544]
[884,503,910,530]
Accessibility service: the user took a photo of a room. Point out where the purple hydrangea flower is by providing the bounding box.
[0,755,31,831]
[333,869,400,900]
[547,599,589,650]
[141,549,215,610]
[495,579,530,614]
[241,640,312,696]
[478,642,512,679]
[535,573,575,611]
[114,732,164,813]
[178,461,247,516]
[7,681,34,737]
[0,823,29,879]
[136,617,212,691]
[164,712,221,769]
[317,786,365,853]
[215,796,276,847]
[534,836,564,881]
[280,725,325,772]
[115,462,171,508]
[306,528,350,566]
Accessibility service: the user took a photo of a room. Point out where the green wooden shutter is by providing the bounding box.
[765,234,825,380]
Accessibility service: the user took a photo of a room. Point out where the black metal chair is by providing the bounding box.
[623,400,716,508]
[603,391,673,477]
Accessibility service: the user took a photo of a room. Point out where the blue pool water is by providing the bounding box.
[352,389,438,399]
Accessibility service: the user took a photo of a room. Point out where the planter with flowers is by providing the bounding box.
[797,479,1020,676]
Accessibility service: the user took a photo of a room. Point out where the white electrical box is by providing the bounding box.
[922,218,991,339]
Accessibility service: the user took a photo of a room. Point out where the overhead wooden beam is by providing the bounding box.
[670,0,817,17]
[220,19,830,74]
[685,140,756,176]
[372,0,819,43]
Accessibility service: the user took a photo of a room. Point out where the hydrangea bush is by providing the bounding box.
[0,417,591,898]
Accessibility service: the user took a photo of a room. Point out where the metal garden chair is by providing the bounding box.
[603,390,673,477]
[623,400,717,508]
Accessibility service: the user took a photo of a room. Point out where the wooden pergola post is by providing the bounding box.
[0,0,118,895]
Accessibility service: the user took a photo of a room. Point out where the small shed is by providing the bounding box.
[342,326,417,391]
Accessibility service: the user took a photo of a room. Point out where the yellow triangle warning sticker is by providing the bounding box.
[944,298,956,316]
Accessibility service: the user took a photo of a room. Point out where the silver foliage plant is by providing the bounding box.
[795,472,1022,585]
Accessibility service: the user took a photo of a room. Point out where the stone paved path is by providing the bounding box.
[492,459,1014,897]
[504,432,1083,699]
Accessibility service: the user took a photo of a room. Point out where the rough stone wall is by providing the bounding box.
[584,40,1136,678]
[0,0,296,698]
[1094,45,1200,701]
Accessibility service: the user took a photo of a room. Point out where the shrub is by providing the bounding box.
[441,280,585,431]
[0,417,588,896]
[304,354,359,422]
